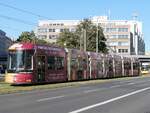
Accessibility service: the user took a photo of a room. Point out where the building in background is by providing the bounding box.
[36,20,79,43]
[92,16,145,55]
[36,16,145,55]
[0,30,12,73]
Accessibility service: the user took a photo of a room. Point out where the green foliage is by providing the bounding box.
[57,18,108,53]
[17,31,34,42]
[57,30,80,48]
[17,31,49,45]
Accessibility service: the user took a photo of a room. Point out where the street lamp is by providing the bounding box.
[96,25,98,53]
[79,28,87,51]
[96,18,99,53]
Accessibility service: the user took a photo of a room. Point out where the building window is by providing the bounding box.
[49,35,52,39]
[118,28,128,32]
[49,35,58,39]
[109,42,118,46]
[125,49,128,52]
[49,29,55,32]
[118,42,129,46]
[38,35,47,39]
[106,28,117,32]
[118,49,121,53]
[61,23,64,26]
[118,35,128,39]
[118,49,128,53]
[38,28,47,33]
[112,35,117,38]
[118,42,121,46]
[60,29,64,32]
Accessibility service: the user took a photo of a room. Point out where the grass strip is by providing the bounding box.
[0,76,146,95]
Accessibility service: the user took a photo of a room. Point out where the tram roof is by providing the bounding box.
[9,43,34,50]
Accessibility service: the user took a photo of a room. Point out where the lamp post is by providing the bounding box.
[83,29,86,52]
[96,18,99,53]
[80,28,87,51]
[80,29,82,51]
[96,26,98,53]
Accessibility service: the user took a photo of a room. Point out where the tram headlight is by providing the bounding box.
[13,76,17,82]
[26,79,31,82]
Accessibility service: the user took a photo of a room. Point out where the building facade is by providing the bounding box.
[92,16,145,55]
[36,16,145,55]
[0,30,12,73]
[36,20,79,43]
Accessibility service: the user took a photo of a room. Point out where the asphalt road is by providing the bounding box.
[1,76,150,113]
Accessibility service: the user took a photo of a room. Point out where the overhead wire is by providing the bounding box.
[0,2,50,19]
[0,14,36,26]
[0,2,52,27]
[0,2,51,39]
[0,24,24,32]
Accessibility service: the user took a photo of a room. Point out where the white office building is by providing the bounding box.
[36,16,145,55]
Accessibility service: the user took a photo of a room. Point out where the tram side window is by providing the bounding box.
[108,59,113,71]
[47,56,55,70]
[97,61,103,70]
[56,57,64,70]
[71,59,76,68]
[128,62,131,69]
[26,51,33,69]
[133,62,139,69]
[82,59,87,69]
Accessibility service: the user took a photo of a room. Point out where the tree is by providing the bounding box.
[57,19,108,53]
[17,31,49,44]
[17,31,35,42]
[56,30,80,48]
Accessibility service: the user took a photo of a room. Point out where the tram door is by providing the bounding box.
[37,56,46,82]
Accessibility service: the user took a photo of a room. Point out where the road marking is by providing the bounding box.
[119,81,130,84]
[109,85,121,88]
[83,89,100,93]
[127,82,135,85]
[69,87,150,113]
[37,95,65,102]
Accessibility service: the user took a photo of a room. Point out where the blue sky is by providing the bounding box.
[0,0,150,51]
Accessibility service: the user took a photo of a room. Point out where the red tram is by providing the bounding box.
[5,43,140,85]
[5,43,67,84]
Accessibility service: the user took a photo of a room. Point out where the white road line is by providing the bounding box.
[109,85,121,88]
[127,82,135,85]
[37,95,65,102]
[119,81,130,84]
[69,87,150,113]
[83,89,100,93]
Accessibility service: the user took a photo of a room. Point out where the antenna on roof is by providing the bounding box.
[132,11,138,20]
[108,9,111,20]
